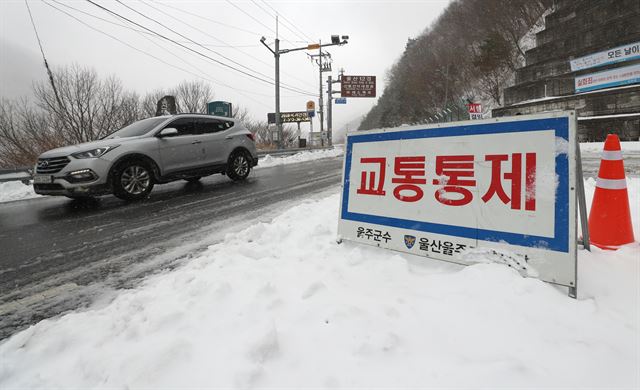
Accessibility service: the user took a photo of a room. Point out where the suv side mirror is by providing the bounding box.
[159,127,178,137]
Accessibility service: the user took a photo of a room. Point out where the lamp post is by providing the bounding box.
[261,34,348,149]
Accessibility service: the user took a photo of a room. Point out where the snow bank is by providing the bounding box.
[0,181,42,203]
[1,178,638,388]
[258,146,343,168]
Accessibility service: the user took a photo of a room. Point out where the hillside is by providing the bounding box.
[359,0,552,130]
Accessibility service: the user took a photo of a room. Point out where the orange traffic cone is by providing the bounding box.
[588,134,635,250]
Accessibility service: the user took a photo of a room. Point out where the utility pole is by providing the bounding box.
[261,34,348,149]
[326,70,343,147]
[309,49,332,146]
[327,75,331,147]
[274,37,281,148]
[319,42,324,145]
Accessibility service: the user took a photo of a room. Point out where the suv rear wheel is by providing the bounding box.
[226,150,251,181]
[112,160,154,200]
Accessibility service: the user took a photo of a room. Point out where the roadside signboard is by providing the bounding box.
[570,41,640,71]
[335,97,347,104]
[306,100,316,118]
[341,75,376,98]
[467,102,482,120]
[575,63,640,93]
[338,112,578,291]
[207,101,233,117]
[267,111,311,124]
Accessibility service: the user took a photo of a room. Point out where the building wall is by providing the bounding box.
[493,0,640,141]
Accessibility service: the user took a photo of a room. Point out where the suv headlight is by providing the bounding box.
[72,145,119,159]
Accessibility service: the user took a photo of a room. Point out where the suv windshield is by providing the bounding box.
[103,117,168,139]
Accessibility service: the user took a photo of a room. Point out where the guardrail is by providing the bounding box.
[0,147,335,184]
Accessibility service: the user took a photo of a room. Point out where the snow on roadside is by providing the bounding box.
[0,181,42,203]
[257,146,344,168]
[1,178,638,388]
[581,141,640,154]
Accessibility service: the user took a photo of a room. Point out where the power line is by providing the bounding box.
[149,1,264,38]
[251,0,310,44]
[225,0,276,36]
[49,0,153,36]
[137,0,316,91]
[40,0,276,109]
[49,0,259,48]
[259,0,315,43]
[85,0,315,96]
[224,0,297,46]
[24,0,69,125]
[114,0,276,85]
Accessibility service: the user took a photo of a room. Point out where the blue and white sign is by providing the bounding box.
[575,63,640,93]
[335,97,347,104]
[338,112,578,289]
[570,41,640,72]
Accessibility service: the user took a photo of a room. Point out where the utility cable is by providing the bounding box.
[259,0,315,43]
[251,0,309,44]
[138,0,317,91]
[148,0,264,38]
[85,0,315,96]
[25,0,73,130]
[41,0,275,109]
[115,0,274,83]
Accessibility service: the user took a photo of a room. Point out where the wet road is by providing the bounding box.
[581,148,640,179]
[0,157,344,339]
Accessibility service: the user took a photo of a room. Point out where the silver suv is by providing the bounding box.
[33,114,259,200]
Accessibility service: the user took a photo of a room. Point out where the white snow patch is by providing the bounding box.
[0,180,42,203]
[580,141,640,154]
[555,136,569,156]
[1,176,638,388]
[258,146,344,168]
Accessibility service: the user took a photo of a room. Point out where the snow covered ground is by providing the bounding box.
[0,180,42,203]
[581,140,640,153]
[257,146,344,168]
[0,147,345,204]
[0,174,638,387]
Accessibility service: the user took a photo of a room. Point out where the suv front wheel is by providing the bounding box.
[226,150,251,181]
[112,160,155,200]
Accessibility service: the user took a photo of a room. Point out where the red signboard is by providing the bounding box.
[341,75,376,98]
[467,102,482,120]
[467,103,482,113]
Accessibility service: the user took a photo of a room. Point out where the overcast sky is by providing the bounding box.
[0,0,449,135]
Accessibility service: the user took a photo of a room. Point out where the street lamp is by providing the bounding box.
[261,34,348,149]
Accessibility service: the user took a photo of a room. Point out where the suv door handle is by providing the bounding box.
[225,135,233,140]
[191,140,201,144]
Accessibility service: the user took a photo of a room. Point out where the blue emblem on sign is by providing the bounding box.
[404,235,416,249]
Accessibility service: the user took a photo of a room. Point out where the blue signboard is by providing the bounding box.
[335,97,347,104]
[575,63,640,93]
[207,101,233,117]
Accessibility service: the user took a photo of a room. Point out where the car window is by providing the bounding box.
[166,118,197,136]
[103,117,168,139]
[198,118,234,134]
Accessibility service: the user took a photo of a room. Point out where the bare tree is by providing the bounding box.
[174,80,214,113]
[33,64,142,143]
[0,98,63,167]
